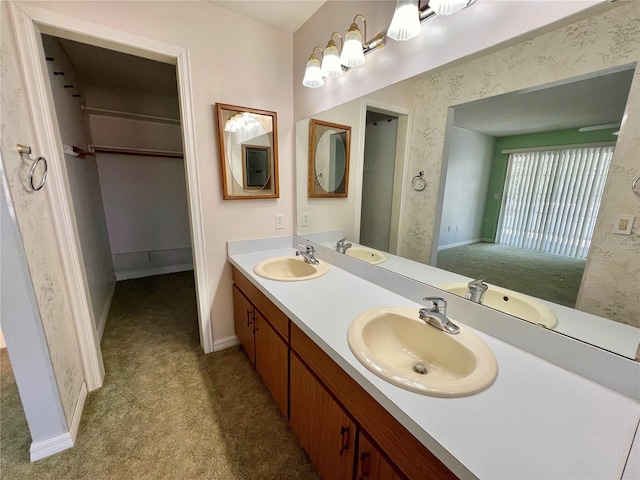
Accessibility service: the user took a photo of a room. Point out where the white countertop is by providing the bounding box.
[228,244,639,480]
[319,240,640,359]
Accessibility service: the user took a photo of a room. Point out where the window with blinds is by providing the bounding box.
[496,145,614,259]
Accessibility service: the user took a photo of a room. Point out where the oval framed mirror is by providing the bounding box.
[308,119,351,198]
[216,103,279,199]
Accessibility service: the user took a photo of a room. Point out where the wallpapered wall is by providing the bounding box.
[1,1,85,424]
[401,2,639,327]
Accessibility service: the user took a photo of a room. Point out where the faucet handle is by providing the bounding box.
[468,276,487,287]
[337,237,347,244]
[423,296,447,314]
[296,243,314,254]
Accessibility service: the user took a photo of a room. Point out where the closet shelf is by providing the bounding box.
[81,106,180,125]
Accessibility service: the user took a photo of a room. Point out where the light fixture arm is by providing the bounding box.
[329,32,343,52]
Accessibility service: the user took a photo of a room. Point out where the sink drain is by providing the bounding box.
[412,362,428,375]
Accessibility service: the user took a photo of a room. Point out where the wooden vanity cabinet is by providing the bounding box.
[232,268,289,417]
[232,285,255,364]
[356,431,404,480]
[254,311,288,417]
[290,353,355,480]
[231,266,457,480]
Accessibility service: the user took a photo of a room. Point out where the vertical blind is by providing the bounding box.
[497,145,613,259]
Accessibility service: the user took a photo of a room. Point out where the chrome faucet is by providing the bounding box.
[336,238,352,254]
[295,244,319,265]
[419,297,460,334]
[466,277,488,304]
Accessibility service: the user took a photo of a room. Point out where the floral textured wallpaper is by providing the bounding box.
[1,2,85,424]
[401,2,639,328]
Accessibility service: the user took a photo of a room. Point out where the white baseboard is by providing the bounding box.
[115,263,193,281]
[30,432,73,462]
[69,382,87,440]
[213,335,240,352]
[97,278,116,342]
[438,238,483,251]
[29,381,87,461]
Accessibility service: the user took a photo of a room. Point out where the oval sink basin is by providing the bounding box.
[439,283,558,329]
[346,247,388,265]
[254,256,329,281]
[348,307,497,397]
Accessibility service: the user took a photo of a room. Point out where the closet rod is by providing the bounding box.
[90,145,183,159]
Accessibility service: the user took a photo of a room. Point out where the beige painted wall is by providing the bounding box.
[401,2,639,326]
[12,1,295,347]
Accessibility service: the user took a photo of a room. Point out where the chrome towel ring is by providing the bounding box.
[633,175,640,198]
[17,144,47,191]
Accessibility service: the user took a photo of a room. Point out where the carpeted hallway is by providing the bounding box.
[0,272,318,479]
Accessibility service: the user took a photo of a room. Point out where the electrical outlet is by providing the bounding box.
[275,214,284,230]
[301,212,310,227]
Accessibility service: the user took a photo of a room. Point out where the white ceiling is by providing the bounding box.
[452,66,635,136]
[205,0,326,33]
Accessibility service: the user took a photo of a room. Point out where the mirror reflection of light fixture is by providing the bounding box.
[302,46,324,88]
[340,15,366,68]
[321,33,344,78]
[388,0,421,41]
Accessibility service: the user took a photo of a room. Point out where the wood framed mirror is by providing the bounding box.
[308,119,351,198]
[216,103,279,199]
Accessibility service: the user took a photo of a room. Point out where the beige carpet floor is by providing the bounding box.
[436,243,586,308]
[1,272,318,479]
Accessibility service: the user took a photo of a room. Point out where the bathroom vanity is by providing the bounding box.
[227,237,639,479]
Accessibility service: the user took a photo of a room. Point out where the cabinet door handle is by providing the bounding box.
[339,426,350,456]
[246,309,253,327]
[358,451,371,479]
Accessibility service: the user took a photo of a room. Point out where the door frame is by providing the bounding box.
[9,2,212,390]
[357,99,412,256]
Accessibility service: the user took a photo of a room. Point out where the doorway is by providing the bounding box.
[359,104,411,256]
[40,33,197,339]
[10,4,210,393]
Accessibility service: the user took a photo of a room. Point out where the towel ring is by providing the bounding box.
[633,175,640,197]
[17,144,47,191]
[412,171,426,192]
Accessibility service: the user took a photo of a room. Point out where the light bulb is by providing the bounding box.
[387,0,421,41]
[429,0,469,16]
[302,53,324,88]
[340,24,365,68]
[321,40,343,78]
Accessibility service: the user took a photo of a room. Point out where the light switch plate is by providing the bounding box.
[613,214,634,235]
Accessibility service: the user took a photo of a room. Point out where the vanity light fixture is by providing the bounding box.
[321,33,344,78]
[428,0,473,16]
[387,0,421,41]
[302,46,325,89]
[387,0,478,42]
[340,15,367,68]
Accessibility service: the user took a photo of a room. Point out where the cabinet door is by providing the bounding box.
[232,285,255,365]
[290,353,355,480]
[357,432,404,480]
[255,312,288,418]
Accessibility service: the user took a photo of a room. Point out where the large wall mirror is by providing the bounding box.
[308,119,351,198]
[216,103,279,199]
[295,3,640,360]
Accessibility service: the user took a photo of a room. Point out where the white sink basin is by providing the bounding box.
[254,256,329,281]
[348,307,497,397]
[346,247,387,265]
[439,283,558,329]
